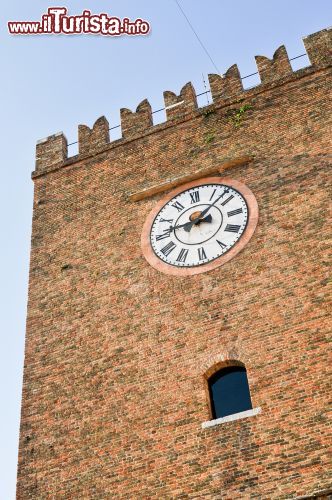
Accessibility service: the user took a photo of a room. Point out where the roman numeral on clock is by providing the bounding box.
[160,241,176,256]
[209,188,217,201]
[171,201,185,212]
[198,247,207,260]
[160,218,173,224]
[225,224,240,233]
[190,191,200,204]
[221,194,234,206]
[216,240,227,249]
[227,208,243,217]
[156,228,171,241]
[176,248,189,263]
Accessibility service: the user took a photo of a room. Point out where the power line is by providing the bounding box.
[173,0,221,75]
[66,53,308,147]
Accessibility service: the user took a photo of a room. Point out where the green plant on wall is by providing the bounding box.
[202,108,216,119]
[204,132,215,144]
[229,104,252,128]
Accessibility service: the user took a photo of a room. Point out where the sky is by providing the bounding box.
[0,1,330,497]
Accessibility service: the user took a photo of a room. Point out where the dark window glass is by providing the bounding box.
[208,366,252,419]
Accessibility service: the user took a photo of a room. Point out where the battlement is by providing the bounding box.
[33,27,331,177]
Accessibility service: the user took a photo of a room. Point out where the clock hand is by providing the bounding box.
[182,220,199,233]
[198,188,229,218]
[170,188,229,233]
[182,188,230,232]
[170,220,194,232]
[182,214,212,232]
[170,214,212,232]
[198,214,212,224]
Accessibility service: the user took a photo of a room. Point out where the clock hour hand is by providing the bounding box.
[182,214,212,232]
[199,214,212,224]
[170,214,212,233]
[170,220,193,232]
[182,188,230,232]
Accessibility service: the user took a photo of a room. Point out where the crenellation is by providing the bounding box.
[19,24,332,498]
[78,116,110,156]
[35,132,67,174]
[255,45,292,84]
[208,64,243,103]
[303,27,332,67]
[163,82,197,120]
[120,98,152,139]
[32,27,332,176]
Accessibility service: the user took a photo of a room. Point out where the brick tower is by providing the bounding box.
[17,28,331,498]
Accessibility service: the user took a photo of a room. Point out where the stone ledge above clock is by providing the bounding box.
[129,156,253,202]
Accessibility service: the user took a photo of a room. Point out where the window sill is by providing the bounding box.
[201,407,261,429]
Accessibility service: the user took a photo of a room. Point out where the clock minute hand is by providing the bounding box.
[170,188,229,233]
[198,189,229,218]
[182,189,229,232]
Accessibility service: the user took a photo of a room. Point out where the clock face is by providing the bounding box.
[141,177,258,276]
[150,184,248,267]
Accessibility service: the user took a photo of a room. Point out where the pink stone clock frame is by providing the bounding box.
[141,177,259,276]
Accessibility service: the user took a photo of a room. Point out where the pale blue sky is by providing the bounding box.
[0,1,330,498]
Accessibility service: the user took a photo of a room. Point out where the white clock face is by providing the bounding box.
[150,183,249,267]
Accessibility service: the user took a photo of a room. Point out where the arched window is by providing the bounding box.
[208,365,252,419]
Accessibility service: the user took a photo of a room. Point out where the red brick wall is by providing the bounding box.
[17,28,332,498]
